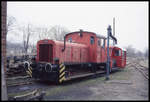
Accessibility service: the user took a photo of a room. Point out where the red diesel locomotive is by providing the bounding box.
[24,27,126,83]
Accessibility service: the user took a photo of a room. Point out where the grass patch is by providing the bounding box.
[45,68,131,99]
[109,68,131,80]
[45,85,72,97]
[45,75,106,98]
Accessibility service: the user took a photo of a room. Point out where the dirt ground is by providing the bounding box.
[7,57,149,100]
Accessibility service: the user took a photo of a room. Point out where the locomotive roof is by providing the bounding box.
[110,45,127,51]
[66,30,106,39]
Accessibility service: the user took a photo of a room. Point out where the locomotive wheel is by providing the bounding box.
[45,63,52,72]
[89,64,96,73]
[92,65,96,73]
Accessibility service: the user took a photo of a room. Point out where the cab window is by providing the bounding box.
[114,49,121,56]
[101,39,105,48]
[68,37,72,42]
[90,36,94,44]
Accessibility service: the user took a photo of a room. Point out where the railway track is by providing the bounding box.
[6,70,106,87]
[6,76,35,87]
[126,60,149,80]
[6,67,123,87]
[135,63,148,80]
[7,59,145,87]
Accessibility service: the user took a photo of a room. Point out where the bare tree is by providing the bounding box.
[35,27,50,40]
[29,43,36,54]
[49,25,70,41]
[144,48,149,58]
[19,24,35,55]
[6,15,16,34]
[136,50,143,57]
[6,42,23,56]
[35,25,70,41]
[125,45,136,57]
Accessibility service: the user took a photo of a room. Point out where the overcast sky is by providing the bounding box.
[7,2,148,52]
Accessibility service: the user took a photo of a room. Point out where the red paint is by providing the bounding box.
[109,46,126,68]
[36,31,126,68]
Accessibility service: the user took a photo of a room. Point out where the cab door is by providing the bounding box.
[101,39,106,62]
[114,48,122,67]
[96,38,101,63]
[89,36,96,62]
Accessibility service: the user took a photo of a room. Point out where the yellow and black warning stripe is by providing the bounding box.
[59,63,66,83]
[26,66,32,77]
[24,61,32,77]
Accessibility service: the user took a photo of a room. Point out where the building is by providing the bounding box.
[1,1,8,100]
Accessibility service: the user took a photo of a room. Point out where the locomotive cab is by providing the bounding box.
[110,46,126,68]
[65,30,107,63]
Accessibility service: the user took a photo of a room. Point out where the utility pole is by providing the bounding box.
[106,25,112,80]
